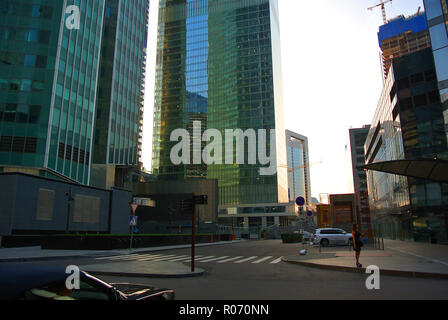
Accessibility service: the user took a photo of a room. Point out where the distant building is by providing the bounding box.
[349,126,373,237]
[329,194,357,232]
[286,130,311,206]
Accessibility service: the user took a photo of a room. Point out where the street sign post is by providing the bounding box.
[129,203,139,250]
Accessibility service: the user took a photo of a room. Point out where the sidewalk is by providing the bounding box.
[0,240,245,278]
[283,239,448,280]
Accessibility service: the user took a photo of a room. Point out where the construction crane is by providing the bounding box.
[368,0,393,24]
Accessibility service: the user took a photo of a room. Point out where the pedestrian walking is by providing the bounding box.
[352,224,364,268]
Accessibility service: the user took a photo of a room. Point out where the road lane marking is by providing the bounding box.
[252,256,273,264]
[193,256,215,261]
[135,254,167,261]
[149,255,178,261]
[164,255,188,261]
[200,256,230,263]
[177,256,203,262]
[217,256,244,263]
[234,256,258,263]
[270,257,283,264]
[170,255,202,262]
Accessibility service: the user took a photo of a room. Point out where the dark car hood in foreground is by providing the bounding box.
[111,283,175,300]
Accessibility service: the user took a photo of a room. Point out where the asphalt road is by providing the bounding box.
[10,240,448,300]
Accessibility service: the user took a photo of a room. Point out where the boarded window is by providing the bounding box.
[73,194,101,224]
[36,189,55,221]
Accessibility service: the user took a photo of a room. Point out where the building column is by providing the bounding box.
[274,216,280,226]
[262,216,267,228]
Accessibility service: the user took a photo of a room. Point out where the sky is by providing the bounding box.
[142,0,425,201]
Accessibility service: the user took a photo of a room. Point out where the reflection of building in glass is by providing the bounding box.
[365,47,448,243]
[423,0,448,144]
[378,13,431,79]
[349,126,373,237]
[0,1,106,184]
[152,0,288,209]
[91,0,149,189]
[286,130,311,206]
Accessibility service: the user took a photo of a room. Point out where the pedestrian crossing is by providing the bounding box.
[96,253,283,265]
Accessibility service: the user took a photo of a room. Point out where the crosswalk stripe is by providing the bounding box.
[176,255,204,262]
[165,255,188,261]
[149,255,178,261]
[138,254,170,261]
[270,257,283,264]
[252,256,273,264]
[234,256,258,264]
[217,256,244,263]
[169,255,202,262]
[192,256,215,261]
[200,256,230,263]
[96,255,134,260]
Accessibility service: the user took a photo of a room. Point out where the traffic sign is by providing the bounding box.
[130,203,139,214]
[129,216,138,226]
[295,196,305,206]
[307,210,313,217]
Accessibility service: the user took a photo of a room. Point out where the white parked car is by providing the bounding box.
[313,228,353,247]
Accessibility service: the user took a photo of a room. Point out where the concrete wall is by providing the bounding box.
[0,173,132,236]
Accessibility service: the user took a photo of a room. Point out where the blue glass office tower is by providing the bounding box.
[423,0,448,141]
[0,0,149,187]
[0,0,106,184]
[152,0,288,208]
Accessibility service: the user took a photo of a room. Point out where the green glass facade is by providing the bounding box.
[0,0,106,184]
[93,0,148,168]
[152,0,288,207]
[365,48,448,242]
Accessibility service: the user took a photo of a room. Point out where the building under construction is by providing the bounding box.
[378,12,432,79]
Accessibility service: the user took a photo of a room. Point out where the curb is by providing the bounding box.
[282,257,448,280]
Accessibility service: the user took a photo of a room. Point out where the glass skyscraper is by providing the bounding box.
[286,130,311,206]
[423,0,448,142]
[152,0,288,207]
[0,0,148,187]
[91,0,149,188]
[0,0,106,184]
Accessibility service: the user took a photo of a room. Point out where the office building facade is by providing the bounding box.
[0,0,148,187]
[365,47,448,243]
[349,126,373,237]
[423,0,448,142]
[286,130,311,206]
[152,0,288,208]
[0,0,106,184]
[91,0,149,189]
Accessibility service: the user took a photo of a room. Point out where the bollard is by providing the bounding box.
[382,237,384,251]
[319,242,321,254]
